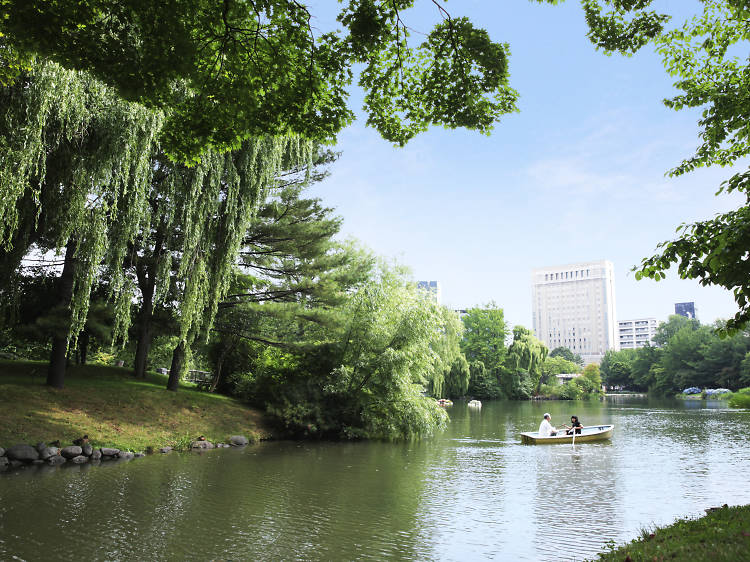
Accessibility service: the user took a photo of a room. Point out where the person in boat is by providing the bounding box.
[563,415,583,435]
[538,413,557,437]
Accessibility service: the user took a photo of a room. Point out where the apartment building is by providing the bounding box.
[618,318,658,349]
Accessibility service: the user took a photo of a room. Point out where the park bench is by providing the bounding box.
[185,370,213,391]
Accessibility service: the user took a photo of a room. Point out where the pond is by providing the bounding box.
[1,396,749,561]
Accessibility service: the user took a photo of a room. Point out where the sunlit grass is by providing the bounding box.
[592,504,750,561]
[0,360,273,451]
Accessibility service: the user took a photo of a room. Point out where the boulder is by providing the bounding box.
[35,442,47,453]
[229,435,249,447]
[159,446,173,454]
[0,447,5,457]
[60,446,83,459]
[47,455,66,466]
[39,447,60,460]
[6,444,40,462]
[191,441,214,449]
[82,443,93,456]
[9,459,24,468]
[134,452,145,458]
[70,455,89,464]
[118,451,135,461]
[100,447,120,457]
[0,456,9,468]
[90,449,102,461]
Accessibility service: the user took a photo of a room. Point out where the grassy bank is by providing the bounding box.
[592,504,750,561]
[0,360,275,451]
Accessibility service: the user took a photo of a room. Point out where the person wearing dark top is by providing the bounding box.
[563,415,583,435]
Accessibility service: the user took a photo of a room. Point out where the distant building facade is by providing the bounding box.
[532,260,618,364]
[618,318,658,349]
[675,302,697,319]
[417,280,442,305]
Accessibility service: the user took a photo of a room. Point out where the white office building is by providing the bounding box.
[532,260,618,364]
[618,318,658,349]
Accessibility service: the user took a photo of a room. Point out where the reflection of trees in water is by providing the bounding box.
[3,399,750,561]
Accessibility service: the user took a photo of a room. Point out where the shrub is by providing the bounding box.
[728,388,750,408]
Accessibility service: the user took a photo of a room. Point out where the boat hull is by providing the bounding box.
[519,425,614,445]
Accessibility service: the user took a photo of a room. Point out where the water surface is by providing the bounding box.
[1,397,748,561]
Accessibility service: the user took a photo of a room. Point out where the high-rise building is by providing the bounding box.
[618,318,658,349]
[675,302,697,319]
[532,260,618,364]
[417,280,442,305]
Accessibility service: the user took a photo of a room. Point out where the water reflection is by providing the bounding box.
[1,398,750,561]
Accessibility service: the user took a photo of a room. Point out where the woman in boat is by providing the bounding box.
[563,415,583,435]
[538,413,557,437]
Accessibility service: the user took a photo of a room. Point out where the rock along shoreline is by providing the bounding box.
[0,434,253,474]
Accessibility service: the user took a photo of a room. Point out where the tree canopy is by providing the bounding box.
[581,0,750,333]
[1,0,520,162]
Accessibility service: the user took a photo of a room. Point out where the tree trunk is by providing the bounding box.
[210,340,236,392]
[79,331,89,365]
[167,339,186,391]
[133,282,154,379]
[133,221,164,378]
[46,239,77,388]
[133,321,152,378]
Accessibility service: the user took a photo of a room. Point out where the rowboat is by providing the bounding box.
[519,424,614,445]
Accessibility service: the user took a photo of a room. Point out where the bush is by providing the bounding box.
[559,381,583,400]
[728,387,750,408]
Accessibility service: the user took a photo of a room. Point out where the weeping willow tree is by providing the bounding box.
[0,60,162,388]
[159,137,314,391]
[505,326,549,398]
[423,306,464,399]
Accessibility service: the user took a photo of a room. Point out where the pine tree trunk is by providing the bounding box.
[46,239,76,388]
[133,293,153,378]
[167,339,186,391]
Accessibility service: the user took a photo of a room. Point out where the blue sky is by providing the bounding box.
[307,0,744,329]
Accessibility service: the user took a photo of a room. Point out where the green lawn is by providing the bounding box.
[592,504,750,561]
[0,360,274,451]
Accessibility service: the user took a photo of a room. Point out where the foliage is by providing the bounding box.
[582,1,750,334]
[460,303,508,369]
[466,359,503,399]
[549,346,583,366]
[653,315,700,347]
[541,379,583,401]
[541,356,580,378]
[599,348,637,388]
[0,60,161,350]
[222,261,453,440]
[587,317,750,396]
[594,504,750,561]
[443,354,470,399]
[505,325,548,398]
[630,344,661,391]
[575,363,603,396]
[1,1,521,162]
[728,387,750,409]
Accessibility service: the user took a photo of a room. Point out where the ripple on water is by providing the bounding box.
[2,399,750,561]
